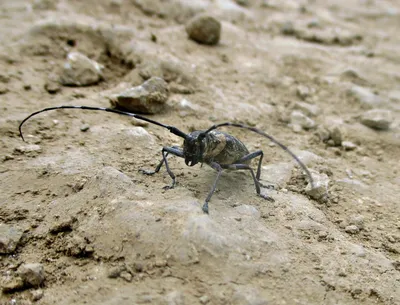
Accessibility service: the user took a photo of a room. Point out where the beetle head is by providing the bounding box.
[183,131,206,166]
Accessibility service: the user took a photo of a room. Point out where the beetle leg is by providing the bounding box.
[202,162,223,214]
[235,150,275,189]
[139,146,183,190]
[221,163,275,202]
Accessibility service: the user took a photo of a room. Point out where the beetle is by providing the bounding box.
[19,106,314,213]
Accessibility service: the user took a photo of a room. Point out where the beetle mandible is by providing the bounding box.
[19,106,314,213]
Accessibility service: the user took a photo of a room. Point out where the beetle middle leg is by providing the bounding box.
[235,150,275,189]
[139,146,183,190]
[221,163,275,202]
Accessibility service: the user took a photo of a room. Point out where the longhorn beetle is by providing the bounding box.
[19,106,314,213]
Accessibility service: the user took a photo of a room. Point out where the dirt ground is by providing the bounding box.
[1,0,400,304]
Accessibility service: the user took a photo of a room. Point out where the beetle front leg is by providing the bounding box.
[139,146,183,190]
[202,162,223,214]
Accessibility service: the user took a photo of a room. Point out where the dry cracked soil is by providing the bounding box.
[0,0,400,304]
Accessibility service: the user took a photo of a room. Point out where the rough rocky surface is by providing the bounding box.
[0,0,400,304]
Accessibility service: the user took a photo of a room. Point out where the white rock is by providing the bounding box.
[342,141,357,151]
[360,109,393,130]
[290,110,316,130]
[294,101,320,117]
[349,86,382,108]
[18,263,45,287]
[345,225,360,234]
[60,52,103,86]
[0,224,23,254]
[306,172,329,202]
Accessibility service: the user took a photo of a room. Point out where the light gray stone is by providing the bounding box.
[60,52,103,86]
[360,109,392,130]
[0,224,23,254]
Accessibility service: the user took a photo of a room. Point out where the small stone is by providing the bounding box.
[290,110,316,130]
[50,216,76,234]
[113,77,169,114]
[349,86,382,108]
[24,84,32,91]
[296,85,311,99]
[107,266,125,278]
[316,126,330,141]
[169,82,194,94]
[131,118,149,127]
[0,224,23,254]
[345,225,360,234]
[342,141,357,151]
[44,80,61,94]
[185,15,221,45]
[306,172,329,203]
[30,289,44,301]
[14,145,42,156]
[60,52,103,86]
[349,215,365,229]
[18,263,45,287]
[1,277,24,293]
[199,295,210,304]
[80,124,90,132]
[294,101,320,117]
[329,125,344,146]
[360,109,392,130]
[119,271,132,282]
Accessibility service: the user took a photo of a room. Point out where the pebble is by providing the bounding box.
[349,214,365,230]
[1,277,24,293]
[113,77,169,114]
[342,141,357,151]
[199,295,210,304]
[185,15,221,45]
[294,101,320,117]
[107,266,125,278]
[60,52,103,86]
[30,289,44,301]
[360,109,392,130]
[14,144,42,156]
[345,225,360,234]
[349,86,382,108]
[306,172,329,203]
[329,125,344,146]
[290,110,316,130]
[80,124,90,132]
[18,263,45,287]
[316,126,330,142]
[119,271,132,282]
[296,85,311,99]
[49,216,76,234]
[44,80,61,94]
[0,224,23,254]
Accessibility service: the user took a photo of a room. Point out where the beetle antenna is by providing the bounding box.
[19,106,188,141]
[202,123,314,188]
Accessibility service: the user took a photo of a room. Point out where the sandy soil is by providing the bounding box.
[1,0,399,304]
